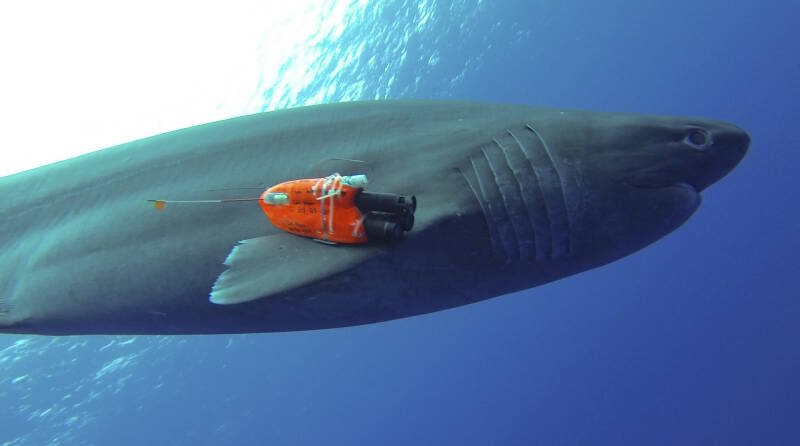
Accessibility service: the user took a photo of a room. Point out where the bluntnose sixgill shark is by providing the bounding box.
[0,101,749,335]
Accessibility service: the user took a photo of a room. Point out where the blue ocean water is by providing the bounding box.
[1,1,798,444]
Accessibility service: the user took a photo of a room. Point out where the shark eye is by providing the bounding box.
[685,129,712,149]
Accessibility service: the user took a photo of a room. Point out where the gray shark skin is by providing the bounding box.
[0,101,749,335]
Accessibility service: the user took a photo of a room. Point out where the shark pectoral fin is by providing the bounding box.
[209,234,377,305]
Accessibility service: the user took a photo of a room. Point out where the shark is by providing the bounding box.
[0,101,749,335]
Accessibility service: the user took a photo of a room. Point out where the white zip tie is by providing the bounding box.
[312,177,325,195]
[312,173,350,240]
[352,214,367,237]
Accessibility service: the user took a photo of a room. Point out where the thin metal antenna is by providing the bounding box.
[148,197,262,210]
[207,187,266,192]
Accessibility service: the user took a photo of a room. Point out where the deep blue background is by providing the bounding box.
[1,1,797,445]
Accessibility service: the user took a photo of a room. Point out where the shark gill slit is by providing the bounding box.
[457,165,505,262]
[0,296,9,317]
[521,124,572,258]
[470,154,517,263]
[493,135,545,262]
[481,144,535,261]
[504,128,553,261]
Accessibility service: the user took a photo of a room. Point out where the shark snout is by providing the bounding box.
[625,121,750,194]
[692,123,750,192]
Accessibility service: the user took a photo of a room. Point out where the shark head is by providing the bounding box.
[545,111,750,265]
